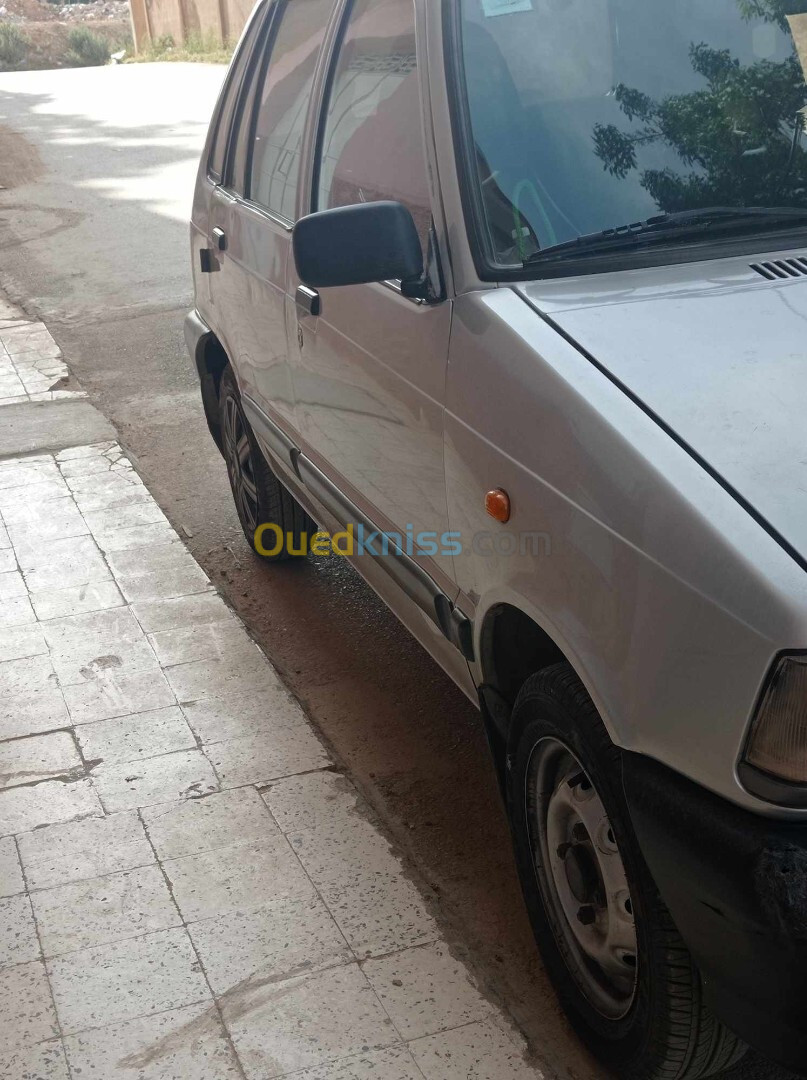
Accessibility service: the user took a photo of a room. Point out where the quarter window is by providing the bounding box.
[249,0,335,220]
[315,0,431,255]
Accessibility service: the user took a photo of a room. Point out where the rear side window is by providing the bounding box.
[315,0,431,255]
[249,0,335,221]
[208,9,265,184]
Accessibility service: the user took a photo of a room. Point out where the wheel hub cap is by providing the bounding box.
[530,738,638,1019]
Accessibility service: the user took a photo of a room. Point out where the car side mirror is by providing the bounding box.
[292,201,424,294]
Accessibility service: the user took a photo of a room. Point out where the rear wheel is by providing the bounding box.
[507,664,747,1079]
[219,366,316,561]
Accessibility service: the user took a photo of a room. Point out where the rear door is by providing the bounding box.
[212,0,337,444]
[287,0,458,593]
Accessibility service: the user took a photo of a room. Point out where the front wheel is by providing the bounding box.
[507,664,747,1079]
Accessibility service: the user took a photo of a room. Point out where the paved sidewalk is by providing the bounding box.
[0,434,545,1079]
[0,317,85,406]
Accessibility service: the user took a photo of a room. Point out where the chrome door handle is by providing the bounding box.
[212,227,227,252]
[296,284,321,316]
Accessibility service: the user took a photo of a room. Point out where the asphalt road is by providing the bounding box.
[0,63,789,1080]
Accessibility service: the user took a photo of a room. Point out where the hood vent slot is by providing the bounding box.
[750,257,807,281]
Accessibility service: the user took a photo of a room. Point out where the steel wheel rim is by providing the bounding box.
[223,393,259,533]
[526,736,638,1019]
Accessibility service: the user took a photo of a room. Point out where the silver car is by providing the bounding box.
[186,1,807,1075]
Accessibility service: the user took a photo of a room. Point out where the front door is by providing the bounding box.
[288,0,457,593]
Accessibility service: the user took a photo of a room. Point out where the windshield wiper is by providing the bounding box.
[525,206,807,265]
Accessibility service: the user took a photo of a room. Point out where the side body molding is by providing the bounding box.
[241,394,474,661]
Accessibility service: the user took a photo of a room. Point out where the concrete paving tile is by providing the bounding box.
[48,926,210,1034]
[0,492,73,525]
[164,834,313,923]
[286,1046,426,1080]
[130,591,232,634]
[52,638,157,688]
[0,624,47,663]
[105,539,192,579]
[62,665,176,726]
[0,960,59,1050]
[5,500,89,547]
[0,835,24,897]
[0,460,61,493]
[189,895,351,996]
[18,535,110,593]
[83,501,168,537]
[0,374,26,398]
[0,547,15,572]
[0,657,70,741]
[291,842,439,959]
[181,688,307,745]
[206,729,329,788]
[142,787,274,861]
[18,810,153,892]
[223,962,397,1080]
[68,472,147,509]
[0,477,69,510]
[30,580,125,622]
[32,864,181,958]
[141,786,274,859]
[0,732,82,790]
[0,1039,70,1080]
[93,749,218,812]
[166,654,283,703]
[56,442,116,462]
[362,943,494,1041]
[94,520,179,552]
[0,894,41,966]
[261,772,366,839]
[41,606,145,655]
[283,786,438,959]
[148,620,254,668]
[76,706,196,767]
[57,456,120,479]
[63,1001,242,1079]
[0,569,26,599]
[0,651,59,697]
[116,563,214,604]
[0,521,10,549]
[72,485,151,516]
[408,1019,543,1080]
[0,779,102,838]
[0,593,36,628]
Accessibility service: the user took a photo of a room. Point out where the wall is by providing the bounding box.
[129,0,254,50]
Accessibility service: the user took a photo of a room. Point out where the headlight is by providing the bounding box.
[744,654,807,784]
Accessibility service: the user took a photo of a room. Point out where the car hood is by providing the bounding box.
[516,255,807,564]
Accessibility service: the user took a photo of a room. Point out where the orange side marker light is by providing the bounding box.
[485,488,511,524]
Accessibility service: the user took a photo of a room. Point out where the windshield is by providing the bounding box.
[457,0,807,266]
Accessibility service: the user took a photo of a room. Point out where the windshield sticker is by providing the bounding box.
[481,0,532,17]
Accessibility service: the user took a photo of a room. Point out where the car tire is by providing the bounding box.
[506,663,748,1080]
[219,365,316,561]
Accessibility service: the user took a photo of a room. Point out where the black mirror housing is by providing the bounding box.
[292,201,424,290]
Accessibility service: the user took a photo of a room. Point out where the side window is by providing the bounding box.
[315,0,431,255]
[249,0,335,220]
[208,8,265,184]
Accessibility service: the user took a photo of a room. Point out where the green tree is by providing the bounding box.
[593,9,807,211]
[737,1,807,32]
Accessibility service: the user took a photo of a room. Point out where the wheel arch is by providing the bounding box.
[476,602,620,773]
[194,330,230,453]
